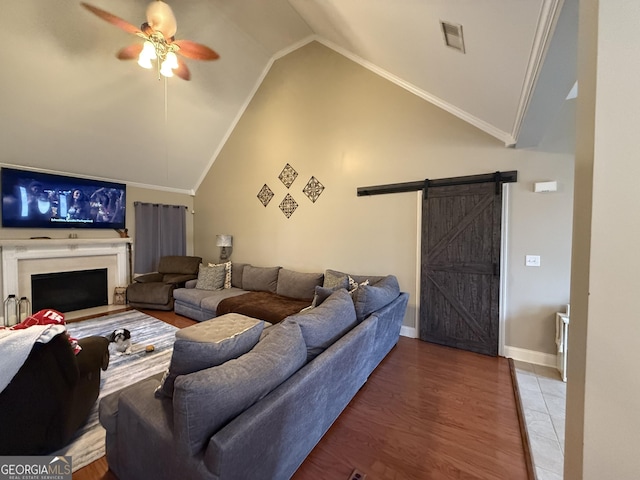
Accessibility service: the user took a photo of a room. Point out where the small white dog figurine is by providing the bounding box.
[108,328,132,355]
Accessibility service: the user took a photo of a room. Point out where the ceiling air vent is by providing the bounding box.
[440,21,465,53]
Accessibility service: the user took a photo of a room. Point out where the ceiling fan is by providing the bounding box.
[81,1,219,80]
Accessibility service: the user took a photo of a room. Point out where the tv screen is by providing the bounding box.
[1,167,126,229]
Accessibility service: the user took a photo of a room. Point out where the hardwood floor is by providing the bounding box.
[73,310,529,480]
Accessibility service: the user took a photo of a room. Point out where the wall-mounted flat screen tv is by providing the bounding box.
[1,167,126,229]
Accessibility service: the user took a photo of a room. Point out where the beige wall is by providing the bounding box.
[195,41,574,355]
[564,0,596,475]
[565,1,640,478]
[0,182,194,293]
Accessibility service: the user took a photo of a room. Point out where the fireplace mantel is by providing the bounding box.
[0,238,132,248]
[1,238,132,311]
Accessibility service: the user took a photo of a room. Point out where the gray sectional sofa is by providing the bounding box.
[173,263,323,322]
[99,267,408,480]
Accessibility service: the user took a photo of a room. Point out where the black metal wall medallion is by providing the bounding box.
[279,194,298,218]
[257,184,274,207]
[278,163,298,189]
[260,165,324,217]
[303,176,324,203]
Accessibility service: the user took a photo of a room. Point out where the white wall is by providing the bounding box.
[194,41,575,356]
[566,0,640,478]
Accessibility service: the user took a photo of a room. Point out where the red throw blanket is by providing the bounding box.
[4,309,80,354]
[216,292,311,324]
[0,309,80,393]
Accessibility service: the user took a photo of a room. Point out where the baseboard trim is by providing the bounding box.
[400,326,417,338]
[504,345,556,367]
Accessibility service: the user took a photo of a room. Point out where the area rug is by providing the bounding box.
[53,310,178,472]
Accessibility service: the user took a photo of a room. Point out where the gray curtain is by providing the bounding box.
[134,202,187,274]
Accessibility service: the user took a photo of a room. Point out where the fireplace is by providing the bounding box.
[32,268,109,313]
[1,238,131,322]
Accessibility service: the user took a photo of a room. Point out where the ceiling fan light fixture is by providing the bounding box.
[160,62,174,77]
[160,52,178,77]
[146,0,177,38]
[142,41,157,60]
[165,51,178,68]
[81,1,219,81]
[138,56,153,69]
[137,40,156,68]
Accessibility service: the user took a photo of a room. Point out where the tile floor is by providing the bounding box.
[514,361,566,480]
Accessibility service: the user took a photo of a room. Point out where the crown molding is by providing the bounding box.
[0,162,195,196]
[197,14,571,191]
[510,0,564,143]
[313,37,517,147]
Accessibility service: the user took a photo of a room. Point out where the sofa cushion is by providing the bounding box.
[173,286,232,308]
[242,266,281,293]
[155,314,264,398]
[162,273,198,285]
[173,321,307,455]
[208,261,232,289]
[283,288,357,361]
[195,263,226,290]
[351,275,401,322]
[231,263,249,289]
[157,256,202,275]
[276,269,324,301]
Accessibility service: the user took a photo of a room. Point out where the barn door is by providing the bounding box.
[420,180,502,356]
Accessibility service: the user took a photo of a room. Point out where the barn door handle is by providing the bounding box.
[493,263,498,276]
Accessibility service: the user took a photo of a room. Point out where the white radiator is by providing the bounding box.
[555,310,570,382]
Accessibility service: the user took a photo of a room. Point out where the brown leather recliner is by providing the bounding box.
[0,333,109,455]
[127,255,202,310]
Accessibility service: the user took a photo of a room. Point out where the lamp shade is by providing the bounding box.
[216,234,232,247]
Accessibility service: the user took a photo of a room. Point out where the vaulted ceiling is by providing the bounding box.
[0,0,576,194]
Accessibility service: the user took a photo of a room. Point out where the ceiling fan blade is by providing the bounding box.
[116,44,143,60]
[81,2,141,35]
[173,40,219,61]
[174,58,191,81]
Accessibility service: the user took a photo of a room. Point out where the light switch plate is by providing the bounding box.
[525,255,541,267]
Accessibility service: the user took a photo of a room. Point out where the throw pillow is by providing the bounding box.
[311,285,340,307]
[323,269,350,290]
[208,261,232,289]
[283,288,357,361]
[155,313,264,398]
[348,275,369,293]
[195,263,226,290]
[351,275,401,322]
[325,269,386,287]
